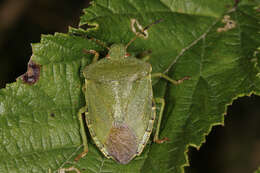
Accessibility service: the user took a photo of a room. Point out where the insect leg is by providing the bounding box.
[151,73,190,85]
[153,98,169,144]
[83,49,99,63]
[74,107,89,161]
[87,37,109,50]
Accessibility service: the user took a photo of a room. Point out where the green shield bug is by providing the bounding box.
[76,19,190,164]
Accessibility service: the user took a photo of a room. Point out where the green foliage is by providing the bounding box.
[0,0,260,172]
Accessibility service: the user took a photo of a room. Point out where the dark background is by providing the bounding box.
[0,1,259,173]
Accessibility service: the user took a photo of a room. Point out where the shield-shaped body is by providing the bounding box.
[83,56,155,164]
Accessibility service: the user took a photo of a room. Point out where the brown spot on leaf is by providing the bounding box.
[20,60,41,84]
[105,123,137,164]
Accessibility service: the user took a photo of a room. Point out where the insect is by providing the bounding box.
[76,19,189,164]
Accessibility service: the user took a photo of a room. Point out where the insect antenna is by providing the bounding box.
[69,30,110,50]
[126,19,163,49]
[87,36,110,50]
[143,19,164,31]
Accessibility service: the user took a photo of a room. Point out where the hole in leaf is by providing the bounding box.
[20,60,41,85]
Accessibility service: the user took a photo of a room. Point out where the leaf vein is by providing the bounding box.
[164,19,219,74]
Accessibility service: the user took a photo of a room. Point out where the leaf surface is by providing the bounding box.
[0,0,260,173]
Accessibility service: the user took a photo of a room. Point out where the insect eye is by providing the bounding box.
[125,53,130,57]
[105,54,110,58]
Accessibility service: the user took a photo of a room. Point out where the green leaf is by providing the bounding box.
[1,0,260,173]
